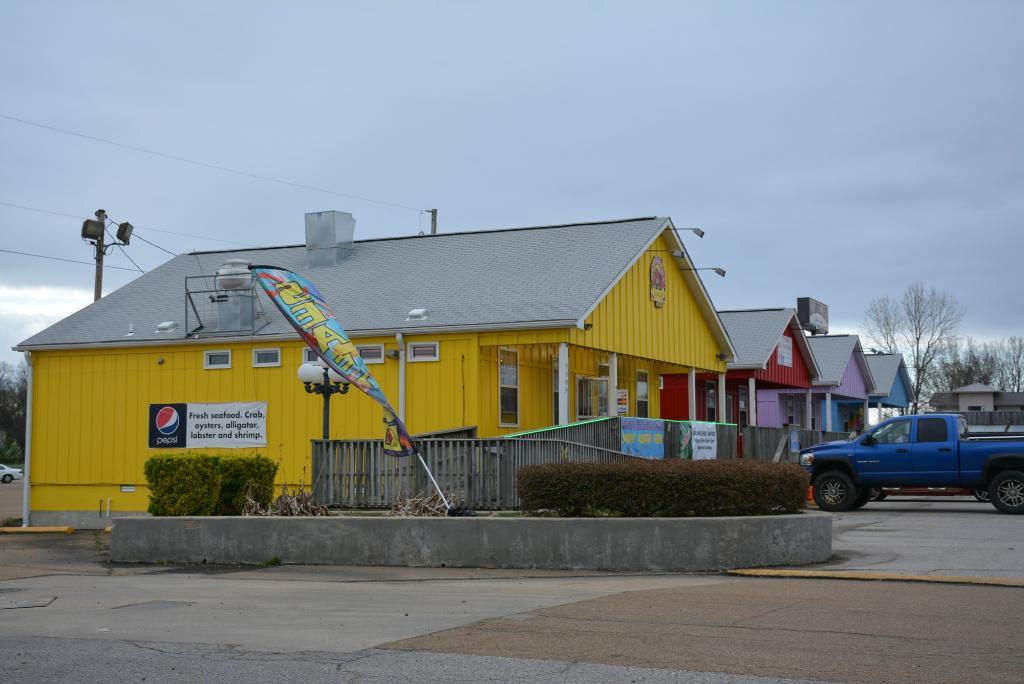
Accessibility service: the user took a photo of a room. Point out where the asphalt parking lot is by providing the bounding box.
[2,491,1023,682]
[819,497,1024,579]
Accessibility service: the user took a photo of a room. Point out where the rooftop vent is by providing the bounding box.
[214,259,252,290]
[406,308,428,321]
[305,211,355,267]
[155,321,178,333]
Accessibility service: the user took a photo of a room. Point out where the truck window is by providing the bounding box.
[916,418,949,443]
[870,419,911,444]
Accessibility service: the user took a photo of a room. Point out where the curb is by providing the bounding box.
[0,526,76,534]
[727,568,1024,588]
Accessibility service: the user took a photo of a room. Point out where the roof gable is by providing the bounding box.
[718,308,818,376]
[955,383,998,393]
[807,335,876,392]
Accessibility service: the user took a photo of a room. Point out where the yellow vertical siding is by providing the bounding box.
[568,231,726,372]
[28,332,479,511]
[479,344,558,436]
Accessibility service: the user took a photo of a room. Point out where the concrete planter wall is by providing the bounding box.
[111,513,831,571]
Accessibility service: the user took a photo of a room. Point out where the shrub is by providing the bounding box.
[516,460,809,517]
[144,454,222,516]
[215,455,278,515]
[143,453,279,516]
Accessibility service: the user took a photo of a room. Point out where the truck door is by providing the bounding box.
[912,416,958,484]
[854,418,914,484]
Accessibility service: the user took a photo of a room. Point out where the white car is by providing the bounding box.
[0,464,23,484]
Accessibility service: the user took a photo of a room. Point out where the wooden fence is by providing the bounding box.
[961,411,1024,428]
[312,437,635,510]
[737,427,851,462]
[311,421,845,509]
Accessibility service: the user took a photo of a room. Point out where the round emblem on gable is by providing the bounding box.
[650,256,667,308]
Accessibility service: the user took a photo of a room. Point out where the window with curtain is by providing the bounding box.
[499,349,519,426]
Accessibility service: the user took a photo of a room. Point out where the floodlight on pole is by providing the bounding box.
[116,222,133,245]
[80,208,135,301]
[680,227,705,238]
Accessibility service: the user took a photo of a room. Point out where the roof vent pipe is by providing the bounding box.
[305,211,355,267]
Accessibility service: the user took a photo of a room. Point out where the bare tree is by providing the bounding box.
[998,336,1024,392]
[864,282,964,413]
[936,338,1001,392]
[863,296,901,354]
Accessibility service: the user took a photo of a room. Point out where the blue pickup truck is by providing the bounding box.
[800,413,1024,514]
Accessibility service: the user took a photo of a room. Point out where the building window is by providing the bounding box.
[967,405,983,412]
[204,350,231,369]
[577,376,609,420]
[706,381,717,422]
[252,348,280,368]
[785,395,801,427]
[636,370,649,418]
[726,393,735,424]
[356,344,385,364]
[303,348,320,364]
[552,356,560,424]
[499,349,519,426]
[408,341,439,362]
[777,335,793,367]
[738,394,748,428]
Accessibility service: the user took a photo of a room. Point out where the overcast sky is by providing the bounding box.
[1,1,1021,363]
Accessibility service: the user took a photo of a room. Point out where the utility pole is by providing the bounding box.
[81,208,133,302]
[429,208,437,235]
[91,210,107,301]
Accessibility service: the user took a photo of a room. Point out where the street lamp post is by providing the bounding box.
[298,362,350,440]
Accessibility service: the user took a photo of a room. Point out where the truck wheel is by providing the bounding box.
[813,471,857,512]
[850,487,872,509]
[989,470,1024,514]
[869,488,887,501]
[972,488,990,502]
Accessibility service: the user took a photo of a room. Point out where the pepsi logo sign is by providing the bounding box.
[155,406,180,435]
[149,403,186,448]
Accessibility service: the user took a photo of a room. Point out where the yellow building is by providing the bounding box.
[16,214,734,527]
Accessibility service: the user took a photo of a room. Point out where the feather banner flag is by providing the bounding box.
[250,265,415,457]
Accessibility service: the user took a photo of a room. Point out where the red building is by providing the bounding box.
[661,308,820,427]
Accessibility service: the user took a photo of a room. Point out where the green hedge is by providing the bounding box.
[143,454,278,517]
[215,455,278,515]
[516,460,809,517]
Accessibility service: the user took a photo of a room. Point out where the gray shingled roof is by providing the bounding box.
[954,383,999,393]
[718,308,796,368]
[806,335,876,391]
[865,353,909,397]
[18,217,688,349]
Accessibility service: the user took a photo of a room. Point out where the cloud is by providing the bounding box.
[0,284,93,361]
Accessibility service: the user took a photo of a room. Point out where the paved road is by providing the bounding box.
[3,499,1023,682]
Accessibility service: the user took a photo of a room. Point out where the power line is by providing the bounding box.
[132,232,178,256]
[0,247,141,272]
[0,112,427,212]
[0,200,256,247]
